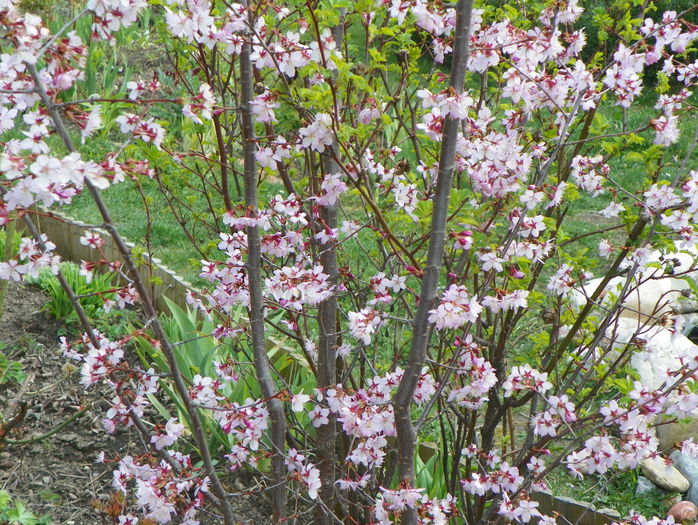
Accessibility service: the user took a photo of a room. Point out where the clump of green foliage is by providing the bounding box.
[135,298,316,457]
[0,490,51,525]
[28,261,116,319]
[27,262,139,338]
[0,344,26,387]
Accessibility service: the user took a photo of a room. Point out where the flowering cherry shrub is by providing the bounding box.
[1,0,698,523]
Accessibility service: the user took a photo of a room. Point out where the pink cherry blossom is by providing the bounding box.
[429,285,482,330]
[298,113,334,153]
[348,308,383,345]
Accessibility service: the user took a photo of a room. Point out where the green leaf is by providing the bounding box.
[163,296,204,378]
[590,112,610,136]
[0,490,10,508]
[368,48,386,63]
[656,72,670,94]
[8,501,38,525]
[625,151,644,163]
[147,392,173,421]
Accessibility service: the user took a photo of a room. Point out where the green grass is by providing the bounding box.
[64,171,204,284]
[547,467,676,519]
[563,89,698,259]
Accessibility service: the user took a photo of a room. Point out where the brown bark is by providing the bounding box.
[390,1,475,523]
[313,17,346,525]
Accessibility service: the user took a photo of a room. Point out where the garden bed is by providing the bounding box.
[0,282,123,524]
[0,283,270,524]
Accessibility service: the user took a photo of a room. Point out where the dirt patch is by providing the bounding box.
[0,283,132,524]
[0,283,272,524]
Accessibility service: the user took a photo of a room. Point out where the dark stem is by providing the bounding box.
[239,7,288,522]
[310,11,346,524]
[390,0,475,523]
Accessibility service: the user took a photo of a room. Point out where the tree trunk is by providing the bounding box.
[239,6,288,521]
[391,1,475,522]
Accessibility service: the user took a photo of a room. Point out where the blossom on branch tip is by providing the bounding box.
[249,90,278,124]
[348,308,383,345]
[80,230,104,249]
[502,364,552,397]
[151,418,185,450]
[599,201,625,218]
[265,265,333,310]
[298,113,334,153]
[314,173,347,207]
[286,448,322,499]
[547,264,575,297]
[428,285,482,330]
[80,105,102,143]
[183,83,215,124]
[652,114,680,146]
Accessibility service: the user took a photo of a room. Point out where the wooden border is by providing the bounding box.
[26,208,195,312]
[533,490,621,525]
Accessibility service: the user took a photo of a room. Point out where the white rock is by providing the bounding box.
[570,247,698,326]
[641,457,690,493]
[569,247,698,391]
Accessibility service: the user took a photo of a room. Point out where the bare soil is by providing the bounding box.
[0,283,271,524]
[0,282,122,524]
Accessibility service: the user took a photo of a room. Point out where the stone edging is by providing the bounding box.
[533,490,621,525]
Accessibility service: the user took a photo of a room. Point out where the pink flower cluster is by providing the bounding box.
[0,234,59,280]
[428,284,482,330]
[111,453,207,524]
[447,338,497,409]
